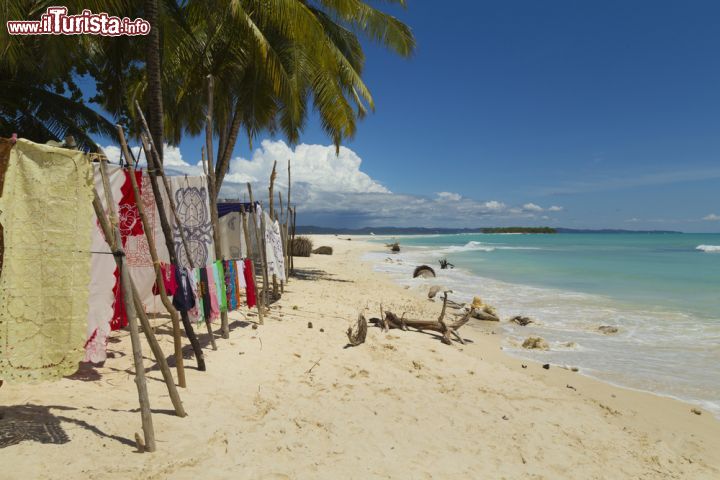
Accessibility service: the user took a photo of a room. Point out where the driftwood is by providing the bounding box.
[413,265,436,278]
[346,312,368,346]
[439,258,454,269]
[371,293,473,345]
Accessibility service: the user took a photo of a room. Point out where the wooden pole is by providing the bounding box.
[134,103,207,371]
[285,160,292,280]
[95,163,156,452]
[240,205,264,325]
[92,162,186,416]
[117,126,186,388]
[204,75,230,340]
[247,184,269,317]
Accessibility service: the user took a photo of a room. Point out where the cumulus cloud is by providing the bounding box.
[105,139,560,228]
[703,213,720,221]
[436,192,462,202]
[548,205,564,212]
[522,203,544,212]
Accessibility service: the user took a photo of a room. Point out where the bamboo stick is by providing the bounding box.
[134,102,207,371]
[95,163,156,452]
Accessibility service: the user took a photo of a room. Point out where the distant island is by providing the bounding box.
[296,226,682,235]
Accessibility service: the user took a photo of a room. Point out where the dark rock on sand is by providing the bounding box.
[312,246,333,255]
[598,325,619,335]
[510,316,533,326]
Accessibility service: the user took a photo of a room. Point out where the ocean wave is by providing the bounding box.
[696,245,720,253]
[439,241,542,254]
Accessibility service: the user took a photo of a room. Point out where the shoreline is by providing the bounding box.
[0,234,718,478]
[361,233,720,419]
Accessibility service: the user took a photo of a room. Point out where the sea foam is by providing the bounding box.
[696,245,720,252]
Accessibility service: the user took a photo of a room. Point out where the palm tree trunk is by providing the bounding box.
[214,102,243,197]
[145,0,164,163]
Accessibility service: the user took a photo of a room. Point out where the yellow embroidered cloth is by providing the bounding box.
[0,139,94,382]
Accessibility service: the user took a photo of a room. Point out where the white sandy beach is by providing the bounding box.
[1,235,719,479]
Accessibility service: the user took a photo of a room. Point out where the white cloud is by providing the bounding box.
[436,192,462,202]
[103,142,189,166]
[106,139,560,227]
[224,140,388,195]
[703,213,720,221]
[522,203,544,212]
[548,205,564,212]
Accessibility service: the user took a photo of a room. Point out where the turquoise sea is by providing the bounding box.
[366,233,720,416]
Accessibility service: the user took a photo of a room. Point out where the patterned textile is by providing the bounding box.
[110,170,144,331]
[152,262,177,296]
[170,175,215,269]
[0,140,93,381]
[264,213,286,282]
[215,260,227,312]
[206,266,220,321]
[224,261,238,311]
[233,260,241,308]
[190,268,204,324]
[0,138,13,277]
[85,164,124,362]
[172,267,195,312]
[219,212,245,259]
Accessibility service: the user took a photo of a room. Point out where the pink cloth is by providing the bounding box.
[206,266,220,321]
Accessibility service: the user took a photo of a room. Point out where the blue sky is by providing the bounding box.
[102,0,720,231]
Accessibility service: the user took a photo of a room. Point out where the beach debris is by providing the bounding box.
[522,336,549,350]
[542,364,550,370]
[387,242,400,253]
[598,325,619,335]
[502,415,509,421]
[510,315,534,326]
[252,324,258,330]
[346,312,368,346]
[313,246,333,255]
[370,292,473,345]
[691,408,702,415]
[466,297,500,321]
[446,299,465,310]
[428,285,446,299]
[320,328,325,333]
[413,265,436,278]
[566,384,576,391]
[307,322,313,329]
[521,364,527,369]
[290,236,313,257]
[439,258,455,269]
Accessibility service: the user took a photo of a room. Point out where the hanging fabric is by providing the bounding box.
[264,212,286,282]
[172,266,195,312]
[218,212,245,259]
[243,258,257,308]
[214,260,228,312]
[206,265,220,321]
[224,260,237,311]
[170,175,215,269]
[0,139,94,381]
[190,268,204,324]
[152,262,178,296]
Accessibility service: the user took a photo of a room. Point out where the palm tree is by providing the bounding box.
[0,0,126,148]
[136,0,415,194]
